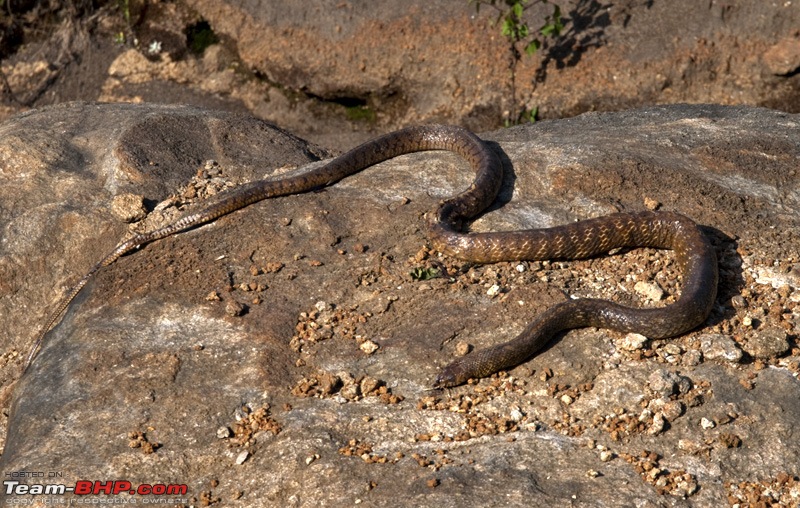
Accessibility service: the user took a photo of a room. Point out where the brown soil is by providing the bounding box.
[1,1,798,150]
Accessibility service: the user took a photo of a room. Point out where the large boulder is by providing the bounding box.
[0,103,798,506]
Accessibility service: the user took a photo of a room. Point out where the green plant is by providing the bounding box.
[497,0,563,56]
[525,105,539,123]
[112,0,133,45]
[504,105,538,127]
[410,266,440,281]
[470,0,564,125]
[118,0,131,26]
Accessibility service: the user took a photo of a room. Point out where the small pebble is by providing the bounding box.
[648,369,682,397]
[661,400,685,421]
[648,412,666,435]
[681,349,702,366]
[634,281,664,301]
[731,294,746,309]
[455,342,472,356]
[359,340,379,355]
[216,426,231,439]
[643,196,660,210]
[699,333,743,363]
[672,475,698,497]
[235,450,249,465]
[743,326,790,359]
[225,301,246,317]
[359,376,381,395]
[619,333,649,351]
[340,383,361,401]
[700,417,716,430]
[675,375,692,394]
[599,450,615,462]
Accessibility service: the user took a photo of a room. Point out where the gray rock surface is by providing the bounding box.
[0,103,799,506]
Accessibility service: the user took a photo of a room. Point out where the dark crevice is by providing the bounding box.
[185,20,218,55]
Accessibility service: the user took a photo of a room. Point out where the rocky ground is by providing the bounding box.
[0,1,799,507]
[0,102,798,507]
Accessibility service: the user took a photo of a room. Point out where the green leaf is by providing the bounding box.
[524,39,541,55]
[501,19,514,37]
[527,106,539,123]
[410,267,441,281]
[540,5,564,37]
[512,2,523,19]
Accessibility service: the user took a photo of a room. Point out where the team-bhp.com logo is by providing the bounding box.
[4,478,188,502]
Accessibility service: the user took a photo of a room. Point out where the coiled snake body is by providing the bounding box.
[26,125,718,387]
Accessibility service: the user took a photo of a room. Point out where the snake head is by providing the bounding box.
[432,363,470,388]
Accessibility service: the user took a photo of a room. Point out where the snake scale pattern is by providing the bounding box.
[26,125,718,387]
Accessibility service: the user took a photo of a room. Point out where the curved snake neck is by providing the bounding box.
[25,125,718,388]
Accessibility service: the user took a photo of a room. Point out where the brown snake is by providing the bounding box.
[25,125,718,388]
